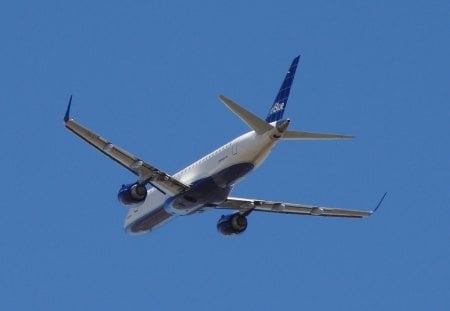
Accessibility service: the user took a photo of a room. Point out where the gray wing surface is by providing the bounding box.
[64,102,189,195]
[217,196,379,218]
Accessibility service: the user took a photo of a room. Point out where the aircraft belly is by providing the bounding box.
[124,189,172,234]
[126,206,174,234]
[125,162,255,233]
[168,162,254,214]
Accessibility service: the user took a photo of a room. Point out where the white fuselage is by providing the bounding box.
[124,125,284,234]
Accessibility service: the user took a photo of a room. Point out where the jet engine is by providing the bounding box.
[217,213,248,235]
[118,183,147,205]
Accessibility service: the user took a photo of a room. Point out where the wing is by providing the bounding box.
[216,194,386,218]
[64,97,189,196]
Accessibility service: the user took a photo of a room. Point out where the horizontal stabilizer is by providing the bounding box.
[219,95,273,135]
[282,130,354,140]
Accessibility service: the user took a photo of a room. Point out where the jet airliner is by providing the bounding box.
[64,56,384,235]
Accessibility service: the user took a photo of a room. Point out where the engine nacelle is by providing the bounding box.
[217,213,248,236]
[118,183,147,206]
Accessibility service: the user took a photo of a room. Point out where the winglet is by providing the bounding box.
[64,95,72,122]
[372,192,387,213]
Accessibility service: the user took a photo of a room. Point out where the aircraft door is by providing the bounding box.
[232,143,238,155]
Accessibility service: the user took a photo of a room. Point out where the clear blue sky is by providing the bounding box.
[1,0,449,310]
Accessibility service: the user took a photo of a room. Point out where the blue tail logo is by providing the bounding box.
[265,55,300,123]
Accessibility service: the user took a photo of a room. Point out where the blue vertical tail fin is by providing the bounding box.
[265,55,300,123]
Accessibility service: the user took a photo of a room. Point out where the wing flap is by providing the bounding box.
[217,196,374,218]
[64,113,189,196]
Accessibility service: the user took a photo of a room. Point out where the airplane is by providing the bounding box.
[64,55,385,235]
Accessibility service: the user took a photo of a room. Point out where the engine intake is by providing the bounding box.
[118,183,147,205]
[217,213,248,235]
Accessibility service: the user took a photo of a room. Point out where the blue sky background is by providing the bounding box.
[1,0,449,310]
